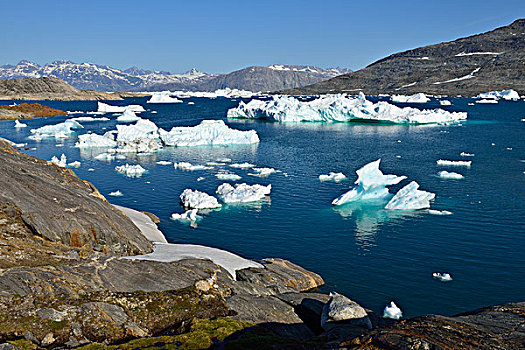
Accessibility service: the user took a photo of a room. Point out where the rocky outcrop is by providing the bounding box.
[282,19,525,96]
[0,103,66,120]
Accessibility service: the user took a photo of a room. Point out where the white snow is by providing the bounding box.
[433,68,480,85]
[97,102,145,113]
[215,172,241,181]
[438,170,464,179]
[180,189,222,209]
[455,52,502,56]
[383,301,402,319]
[113,205,167,243]
[116,119,162,153]
[460,152,474,157]
[437,159,472,167]
[332,159,406,206]
[249,167,279,178]
[156,160,172,165]
[385,181,435,210]
[391,93,430,103]
[171,209,199,222]
[319,172,347,182]
[228,93,467,124]
[174,162,213,171]
[117,109,141,122]
[229,162,255,169]
[14,120,27,128]
[29,120,83,140]
[433,272,453,281]
[147,91,183,104]
[439,100,452,106]
[115,164,147,177]
[50,154,67,167]
[75,132,117,148]
[158,120,259,147]
[68,161,81,168]
[477,89,520,101]
[476,99,498,104]
[170,88,256,99]
[216,183,271,203]
[109,190,123,196]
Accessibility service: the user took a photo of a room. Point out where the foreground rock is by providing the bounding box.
[0,102,67,120]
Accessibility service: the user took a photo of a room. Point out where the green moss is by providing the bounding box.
[8,339,38,350]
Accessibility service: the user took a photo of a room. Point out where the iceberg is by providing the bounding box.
[94,152,115,161]
[249,167,279,178]
[29,120,83,140]
[75,132,117,148]
[116,119,162,153]
[319,172,346,182]
[385,181,435,210]
[383,301,402,319]
[476,99,498,104]
[117,109,141,122]
[438,171,464,179]
[229,162,255,169]
[109,190,123,196]
[50,154,67,167]
[428,209,452,215]
[69,116,110,122]
[433,272,453,281]
[147,92,183,104]
[332,159,406,206]
[391,93,430,103]
[216,183,271,203]
[477,89,519,101]
[217,158,232,163]
[228,93,466,124]
[68,161,81,168]
[171,209,199,222]
[170,88,256,99]
[460,152,474,157]
[158,120,259,147]
[115,164,147,177]
[180,189,222,209]
[156,160,172,165]
[14,120,27,128]
[216,172,241,181]
[437,159,472,167]
[97,102,145,113]
[439,100,452,106]
[174,162,213,171]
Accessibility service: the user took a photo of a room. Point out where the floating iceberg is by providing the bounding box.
[437,159,471,167]
[117,109,141,122]
[69,116,110,122]
[383,301,402,319]
[171,209,199,221]
[428,209,452,215]
[391,93,430,103]
[476,99,498,104]
[75,132,117,148]
[14,120,27,128]
[116,119,162,153]
[115,164,147,177]
[385,181,435,210]
[68,161,81,168]
[228,93,466,124]
[460,152,474,157]
[433,272,453,282]
[97,102,145,113]
[438,171,464,179]
[249,167,279,178]
[158,120,259,147]
[216,172,241,181]
[180,189,222,209]
[477,89,519,101]
[332,159,406,206]
[230,162,255,169]
[439,100,452,106]
[217,158,232,163]
[94,152,115,161]
[109,190,123,196]
[50,154,67,167]
[156,160,172,165]
[174,162,212,171]
[147,92,183,104]
[216,183,271,203]
[319,172,347,182]
[170,88,256,99]
[29,120,83,140]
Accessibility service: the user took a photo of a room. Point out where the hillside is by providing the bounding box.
[281,19,525,96]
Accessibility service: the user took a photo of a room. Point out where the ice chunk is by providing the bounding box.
[476,99,498,104]
[29,120,83,140]
[115,164,147,177]
[14,120,27,128]
[215,172,241,181]
[117,109,141,122]
[171,209,199,221]
[228,93,466,124]
[439,100,452,106]
[156,160,172,165]
[158,120,259,147]
[319,172,346,182]
[69,116,110,122]
[180,189,222,209]
[174,162,212,171]
[68,161,81,168]
[75,133,118,148]
[147,92,183,103]
[230,162,255,169]
[50,154,67,167]
[460,152,474,157]
[197,177,205,181]
[116,119,162,153]
[433,272,453,281]
[109,190,123,196]
[383,301,402,319]
[437,159,471,167]
[332,159,406,206]
[385,181,435,210]
[477,89,519,101]
[97,102,145,113]
[188,101,195,105]
[391,93,430,103]
[428,209,452,215]
[94,152,115,161]
[249,167,279,178]
[216,183,271,203]
[438,171,464,179]
[217,158,232,163]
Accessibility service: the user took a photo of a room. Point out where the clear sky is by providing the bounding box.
[1,0,523,74]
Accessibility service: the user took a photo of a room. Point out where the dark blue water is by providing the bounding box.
[1,96,523,318]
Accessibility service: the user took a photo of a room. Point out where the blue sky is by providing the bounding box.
[1,0,522,73]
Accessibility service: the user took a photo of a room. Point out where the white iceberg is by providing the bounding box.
[116,119,162,153]
[97,102,145,113]
[170,88,256,99]
[216,183,271,203]
[439,100,452,106]
[147,92,183,104]
[477,89,519,101]
[115,164,147,177]
[50,154,67,167]
[332,159,406,206]
[180,189,222,209]
[68,161,81,168]
[75,132,117,148]
[171,209,199,222]
[385,181,435,210]
[217,158,232,163]
[433,272,453,281]
[229,162,255,169]
[158,120,259,147]
[460,152,474,157]
[437,159,471,167]
[29,120,83,140]
[216,172,241,181]
[391,93,430,103]
[428,209,452,215]
[383,301,402,319]
[438,171,464,179]
[109,190,123,196]
[156,160,172,165]
[94,152,115,161]
[476,99,498,104]
[174,162,212,171]
[319,172,347,182]
[228,93,466,124]
[69,116,110,122]
[249,167,279,178]
[14,120,27,128]
[117,109,141,122]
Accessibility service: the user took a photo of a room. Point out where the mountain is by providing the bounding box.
[0,60,350,92]
[281,19,525,96]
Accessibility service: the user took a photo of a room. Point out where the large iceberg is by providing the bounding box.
[216,183,271,203]
[385,181,435,210]
[75,132,117,148]
[180,189,222,209]
[158,120,259,147]
[147,92,183,104]
[97,102,145,113]
[391,93,430,103]
[29,120,83,140]
[477,89,520,101]
[227,93,466,124]
[116,119,162,153]
[332,159,406,206]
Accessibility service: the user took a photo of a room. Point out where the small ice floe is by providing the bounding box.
[460,152,474,157]
[151,111,158,114]
[439,100,452,106]
[197,177,205,181]
[70,116,110,122]
[319,172,346,182]
[147,92,183,104]
[75,132,118,148]
[188,101,195,105]
[249,167,279,178]
[215,172,241,181]
[97,102,145,113]
[230,162,255,169]
[174,162,212,171]
[88,168,95,171]
[438,170,464,179]
[391,93,430,103]
[468,103,475,106]
[30,120,83,140]
[476,99,498,104]
[436,159,472,167]
[206,161,225,166]
[383,301,402,319]
[50,154,67,167]
[109,190,123,197]
[55,144,64,147]
[14,143,26,148]
[171,209,199,222]
[117,109,141,122]
[395,155,402,159]
[180,189,222,209]
[68,161,81,168]
[217,158,232,163]
[115,164,147,177]
[156,160,172,165]
[95,152,115,161]
[14,120,27,128]
[506,147,513,151]
[433,272,453,281]
[385,181,435,210]
[428,209,453,215]
[216,183,271,203]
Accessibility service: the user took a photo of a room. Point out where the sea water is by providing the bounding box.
[0,96,523,318]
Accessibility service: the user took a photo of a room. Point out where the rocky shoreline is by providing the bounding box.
[0,103,67,120]
[0,137,523,349]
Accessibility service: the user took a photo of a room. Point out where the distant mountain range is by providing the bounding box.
[0,60,350,92]
[282,19,525,96]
